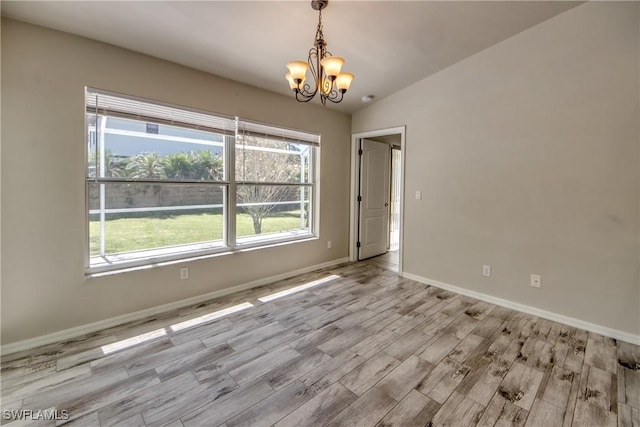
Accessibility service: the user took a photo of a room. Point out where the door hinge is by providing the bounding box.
[356,241,361,248]
[357,195,362,202]
[358,149,363,155]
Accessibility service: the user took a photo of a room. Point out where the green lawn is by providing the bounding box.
[90,211,304,256]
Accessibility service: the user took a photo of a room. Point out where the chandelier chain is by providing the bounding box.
[316,8,323,42]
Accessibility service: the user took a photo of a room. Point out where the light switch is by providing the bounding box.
[483,265,491,277]
[415,190,422,200]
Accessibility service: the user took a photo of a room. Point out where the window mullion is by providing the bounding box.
[300,151,305,230]
[312,146,318,235]
[98,115,107,258]
[226,126,237,249]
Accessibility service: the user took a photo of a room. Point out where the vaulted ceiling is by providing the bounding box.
[1,1,581,113]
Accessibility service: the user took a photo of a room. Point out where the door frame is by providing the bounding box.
[350,126,406,275]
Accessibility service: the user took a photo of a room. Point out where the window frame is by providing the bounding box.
[85,88,320,275]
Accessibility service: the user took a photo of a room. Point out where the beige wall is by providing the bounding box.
[354,2,640,336]
[1,19,351,345]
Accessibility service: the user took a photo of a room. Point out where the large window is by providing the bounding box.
[86,88,319,273]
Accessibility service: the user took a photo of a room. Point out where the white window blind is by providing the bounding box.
[86,88,237,135]
[238,119,320,147]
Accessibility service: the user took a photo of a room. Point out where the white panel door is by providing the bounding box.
[359,139,390,260]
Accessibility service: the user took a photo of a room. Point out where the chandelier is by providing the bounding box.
[286,0,354,105]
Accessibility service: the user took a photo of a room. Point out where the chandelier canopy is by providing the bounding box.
[286,0,354,105]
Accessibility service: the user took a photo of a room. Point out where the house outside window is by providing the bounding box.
[86,88,319,273]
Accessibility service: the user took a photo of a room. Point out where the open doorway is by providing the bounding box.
[350,127,405,275]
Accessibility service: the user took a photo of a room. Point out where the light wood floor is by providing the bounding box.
[365,250,399,272]
[1,260,639,426]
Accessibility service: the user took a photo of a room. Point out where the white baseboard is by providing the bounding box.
[1,257,350,356]
[402,272,640,346]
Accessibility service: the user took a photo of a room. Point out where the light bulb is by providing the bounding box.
[286,61,309,82]
[320,56,345,79]
[285,73,298,90]
[335,72,354,92]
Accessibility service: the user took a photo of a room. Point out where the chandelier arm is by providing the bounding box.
[295,91,317,103]
[322,88,345,104]
[297,80,316,97]
[295,79,317,101]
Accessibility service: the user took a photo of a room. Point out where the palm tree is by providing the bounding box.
[163,153,193,179]
[88,149,127,178]
[125,153,166,179]
[189,150,224,180]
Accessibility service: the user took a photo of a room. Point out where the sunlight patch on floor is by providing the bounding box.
[169,301,254,332]
[258,274,341,303]
[101,328,167,355]
[98,275,341,355]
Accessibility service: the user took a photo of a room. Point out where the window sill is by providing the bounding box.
[86,232,317,278]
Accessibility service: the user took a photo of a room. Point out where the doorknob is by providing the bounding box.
[384,203,389,206]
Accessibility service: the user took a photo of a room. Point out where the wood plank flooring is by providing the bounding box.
[1,259,639,426]
[366,251,399,272]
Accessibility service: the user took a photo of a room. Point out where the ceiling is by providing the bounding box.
[1,1,581,114]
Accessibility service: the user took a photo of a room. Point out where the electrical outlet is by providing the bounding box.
[482,265,491,277]
[327,240,332,249]
[531,274,541,288]
[180,267,189,280]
